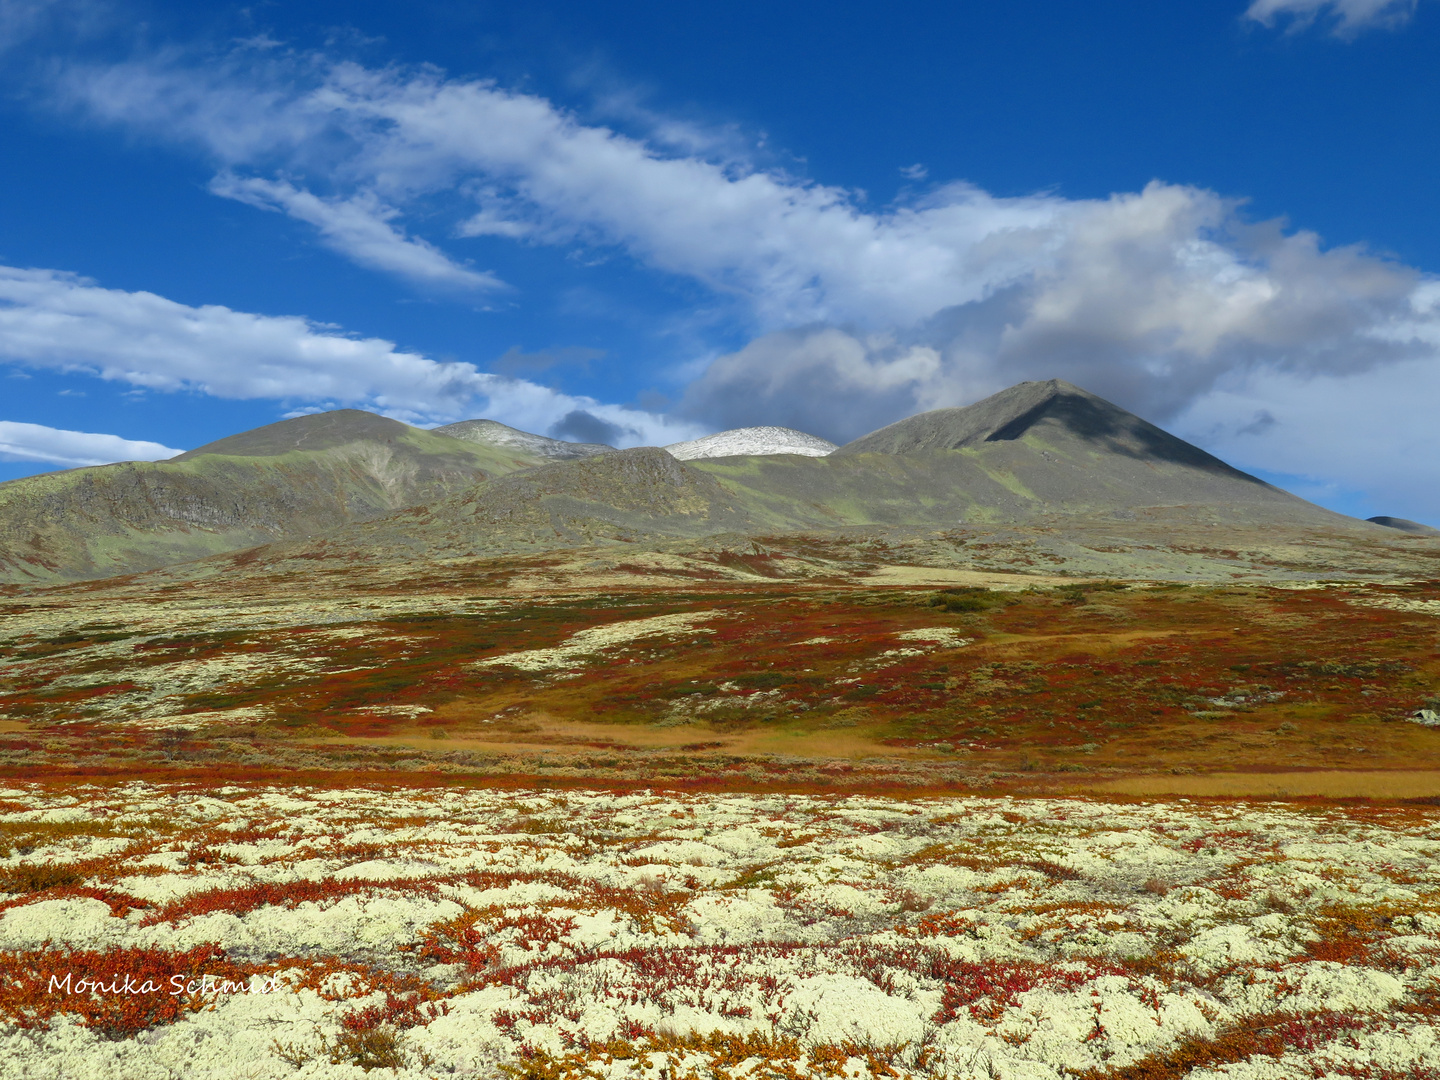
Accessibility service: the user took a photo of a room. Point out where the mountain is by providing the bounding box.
[1,382,1410,585]
[237,381,1369,574]
[691,379,1343,530]
[170,409,423,460]
[838,379,1252,471]
[0,410,546,583]
[431,419,614,460]
[302,446,753,561]
[1367,515,1440,536]
[664,427,837,460]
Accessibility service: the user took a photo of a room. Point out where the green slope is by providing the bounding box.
[692,438,1342,531]
[0,410,545,583]
[430,419,614,460]
[289,446,754,561]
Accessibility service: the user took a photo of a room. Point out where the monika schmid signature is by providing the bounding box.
[45,971,288,997]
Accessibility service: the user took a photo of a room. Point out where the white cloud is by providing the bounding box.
[209,174,506,291]
[0,419,181,467]
[0,265,700,446]
[1174,357,1440,521]
[53,51,1431,375]
[685,181,1432,439]
[1174,278,1440,521]
[1245,0,1419,35]
[681,327,951,439]
[55,55,1066,327]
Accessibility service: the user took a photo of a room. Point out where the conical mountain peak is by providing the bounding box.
[835,379,1244,476]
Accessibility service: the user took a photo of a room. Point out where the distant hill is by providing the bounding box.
[431,419,614,460]
[171,409,418,460]
[1367,515,1440,536]
[665,426,836,460]
[0,410,544,583]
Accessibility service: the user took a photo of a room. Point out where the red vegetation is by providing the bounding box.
[141,875,442,926]
[0,945,259,1039]
[341,991,449,1033]
[1079,1010,1373,1080]
[413,909,503,973]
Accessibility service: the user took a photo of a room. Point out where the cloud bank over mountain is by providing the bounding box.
[0,266,699,457]
[683,182,1428,437]
[0,419,181,468]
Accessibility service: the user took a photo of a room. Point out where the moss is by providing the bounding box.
[0,863,86,894]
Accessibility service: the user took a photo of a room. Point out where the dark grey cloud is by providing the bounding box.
[549,409,623,446]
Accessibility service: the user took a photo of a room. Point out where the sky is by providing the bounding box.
[1,0,1439,524]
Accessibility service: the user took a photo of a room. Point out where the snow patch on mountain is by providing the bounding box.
[664,426,836,460]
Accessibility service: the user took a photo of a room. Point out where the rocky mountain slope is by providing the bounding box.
[0,410,545,583]
[308,446,755,561]
[431,418,614,460]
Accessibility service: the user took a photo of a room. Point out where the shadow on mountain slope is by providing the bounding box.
[837,379,1263,477]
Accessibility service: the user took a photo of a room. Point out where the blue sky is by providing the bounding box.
[2,0,1439,524]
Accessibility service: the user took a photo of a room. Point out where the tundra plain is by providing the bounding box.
[2,551,1440,1078]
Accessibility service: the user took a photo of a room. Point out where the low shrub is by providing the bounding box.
[0,944,257,1039]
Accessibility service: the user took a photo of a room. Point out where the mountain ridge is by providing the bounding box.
[837,379,1260,479]
[431,418,614,461]
[1,381,1427,584]
[237,384,1373,573]
[0,411,546,582]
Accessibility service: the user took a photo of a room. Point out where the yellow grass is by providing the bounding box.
[298,714,945,761]
[1088,769,1440,798]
